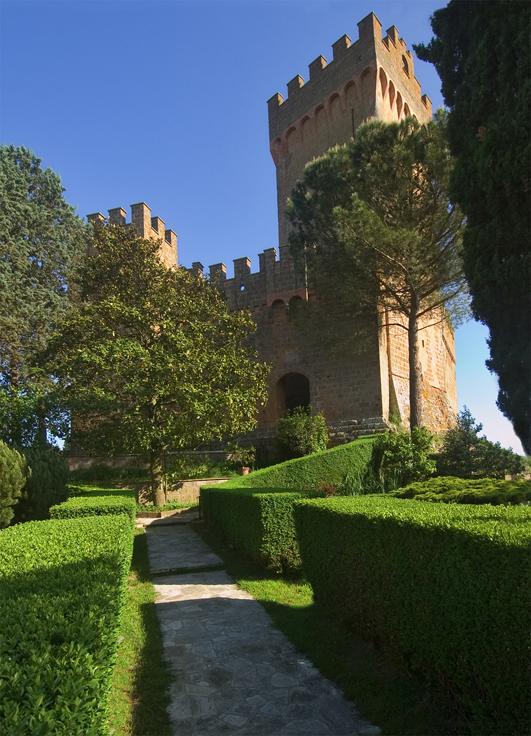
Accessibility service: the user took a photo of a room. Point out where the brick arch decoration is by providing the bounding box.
[379,67,388,101]
[328,92,342,120]
[301,115,313,141]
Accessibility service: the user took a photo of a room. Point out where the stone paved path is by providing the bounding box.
[146,524,380,736]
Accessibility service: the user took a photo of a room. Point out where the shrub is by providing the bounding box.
[50,494,136,523]
[201,486,310,572]
[0,440,27,528]
[15,445,69,522]
[294,496,531,733]
[276,406,329,459]
[391,476,531,505]
[437,407,526,478]
[0,515,133,734]
[200,436,376,571]
[369,427,435,491]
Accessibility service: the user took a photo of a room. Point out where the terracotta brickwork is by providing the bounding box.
[85,12,457,450]
[87,202,178,269]
[268,12,432,245]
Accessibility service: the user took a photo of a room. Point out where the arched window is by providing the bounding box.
[277,372,310,413]
[404,103,411,117]
[271,299,285,319]
[402,55,410,77]
[289,295,304,316]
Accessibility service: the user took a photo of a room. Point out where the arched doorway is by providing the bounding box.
[276,372,310,414]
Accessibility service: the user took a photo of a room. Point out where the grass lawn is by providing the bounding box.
[197,523,456,736]
[109,528,173,736]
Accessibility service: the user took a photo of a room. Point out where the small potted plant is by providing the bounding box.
[231,445,256,475]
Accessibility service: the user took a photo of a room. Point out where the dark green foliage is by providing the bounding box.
[201,487,309,572]
[15,445,69,522]
[0,146,86,445]
[276,406,329,459]
[295,496,531,734]
[437,407,526,478]
[219,435,376,491]
[288,117,466,430]
[200,436,376,571]
[69,464,149,484]
[0,515,133,734]
[50,494,136,523]
[48,223,268,504]
[0,440,27,527]
[369,428,436,491]
[415,2,531,453]
[391,476,531,505]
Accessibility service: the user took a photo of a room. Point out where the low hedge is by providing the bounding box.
[50,494,137,522]
[201,486,310,572]
[200,436,376,572]
[391,475,531,505]
[219,435,376,491]
[294,496,531,734]
[0,515,133,734]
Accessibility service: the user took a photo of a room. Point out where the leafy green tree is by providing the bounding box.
[288,117,467,430]
[370,427,436,491]
[437,407,526,478]
[48,224,268,504]
[414,1,531,454]
[0,145,87,444]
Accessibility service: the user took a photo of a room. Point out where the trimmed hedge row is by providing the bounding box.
[294,496,531,734]
[50,494,137,522]
[201,487,309,572]
[0,515,133,734]
[201,437,377,571]
[391,475,531,505]
[220,435,376,491]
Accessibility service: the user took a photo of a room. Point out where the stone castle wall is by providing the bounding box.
[88,202,178,270]
[268,12,432,244]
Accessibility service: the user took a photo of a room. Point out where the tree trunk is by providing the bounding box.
[149,448,165,506]
[408,310,423,430]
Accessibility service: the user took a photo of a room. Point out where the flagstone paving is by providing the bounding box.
[147,524,380,736]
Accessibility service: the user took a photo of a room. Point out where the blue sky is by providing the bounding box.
[0,0,523,451]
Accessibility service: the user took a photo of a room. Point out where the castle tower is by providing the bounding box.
[87,203,178,269]
[268,12,432,245]
[207,12,455,450]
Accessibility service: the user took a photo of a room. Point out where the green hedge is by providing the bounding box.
[219,435,376,491]
[201,487,309,572]
[294,496,531,734]
[200,437,376,571]
[50,494,137,522]
[391,475,531,505]
[0,515,133,734]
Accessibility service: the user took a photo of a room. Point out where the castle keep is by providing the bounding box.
[89,12,457,447]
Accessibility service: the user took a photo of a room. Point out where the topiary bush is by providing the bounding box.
[294,496,531,734]
[437,407,526,478]
[0,440,27,528]
[15,445,69,522]
[200,436,377,571]
[50,494,136,523]
[201,486,311,572]
[276,406,329,459]
[216,435,376,492]
[390,476,531,505]
[0,515,133,734]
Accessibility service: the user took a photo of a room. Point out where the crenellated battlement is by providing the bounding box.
[268,11,433,246]
[87,203,178,269]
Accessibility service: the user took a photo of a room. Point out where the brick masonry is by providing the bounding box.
[86,12,457,452]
